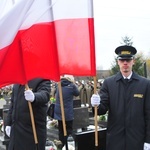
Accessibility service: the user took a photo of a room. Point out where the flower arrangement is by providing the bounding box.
[98,111,108,122]
[50,97,56,103]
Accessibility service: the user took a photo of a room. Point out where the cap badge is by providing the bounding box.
[121,51,131,55]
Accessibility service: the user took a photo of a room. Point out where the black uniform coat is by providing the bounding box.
[6,78,51,150]
[98,72,150,150]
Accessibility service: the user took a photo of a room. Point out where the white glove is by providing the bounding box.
[144,143,150,150]
[24,90,35,102]
[5,126,11,137]
[91,94,100,107]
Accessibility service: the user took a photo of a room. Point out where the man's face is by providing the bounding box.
[117,58,135,74]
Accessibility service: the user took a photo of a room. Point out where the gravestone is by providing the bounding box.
[73,107,89,130]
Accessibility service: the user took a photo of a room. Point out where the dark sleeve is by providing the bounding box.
[145,81,150,143]
[33,79,51,105]
[72,84,80,96]
[98,79,109,115]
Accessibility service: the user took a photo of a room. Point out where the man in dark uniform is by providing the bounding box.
[91,45,150,150]
[5,78,51,150]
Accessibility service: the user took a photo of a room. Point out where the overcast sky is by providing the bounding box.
[93,0,150,70]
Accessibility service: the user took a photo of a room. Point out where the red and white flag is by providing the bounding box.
[53,0,96,76]
[0,0,60,87]
[0,0,96,87]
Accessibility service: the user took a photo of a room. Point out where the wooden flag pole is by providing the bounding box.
[58,82,68,150]
[93,76,99,148]
[25,84,38,149]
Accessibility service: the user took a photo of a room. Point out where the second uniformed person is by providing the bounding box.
[91,45,150,150]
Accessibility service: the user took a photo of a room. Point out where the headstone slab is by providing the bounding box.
[73,107,89,129]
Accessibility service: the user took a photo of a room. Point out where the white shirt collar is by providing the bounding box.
[123,72,132,79]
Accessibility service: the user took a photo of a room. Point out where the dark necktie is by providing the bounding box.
[124,78,129,84]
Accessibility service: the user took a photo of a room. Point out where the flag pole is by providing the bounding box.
[25,84,39,150]
[58,82,68,150]
[93,76,99,149]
